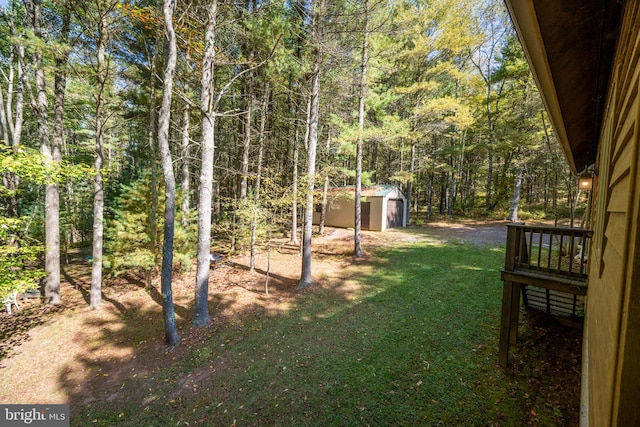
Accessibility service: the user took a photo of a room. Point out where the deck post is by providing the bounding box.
[499,224,591,367]
[499,281,515,367]
[504,224,518,271]
[509,282,521,345]
[499,225,521,367]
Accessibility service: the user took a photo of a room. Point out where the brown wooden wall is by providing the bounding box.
[587,2,640,425]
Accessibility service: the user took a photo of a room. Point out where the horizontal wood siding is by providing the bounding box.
[588,3,640,425]
[612,3,640,423]
[607,174,630,213]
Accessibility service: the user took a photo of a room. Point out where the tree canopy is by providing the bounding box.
[0,0,575,340]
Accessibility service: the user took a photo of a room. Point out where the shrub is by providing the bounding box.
[105,172,196,280]
[0,217,46,299]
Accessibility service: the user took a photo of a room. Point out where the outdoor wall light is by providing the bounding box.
[578,170,593,191]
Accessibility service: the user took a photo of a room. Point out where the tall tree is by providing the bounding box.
[318,131,331,235]
[147,36,160,290]
[180,78,191,229]
[288,117,300,245]
[0,8,26,217]
[298,0,324,289]
[250,84,269,272]
[354,0,370,258]
[47,4,71,304]
[471,0,509,212]
[239,71,253,200]
[193,0,217,327]
[158,0,180,345]
[80,0,121,309]
[24,0,67,305]
[287,0,308,246]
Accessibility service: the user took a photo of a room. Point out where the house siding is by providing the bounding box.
[587,3,640,425]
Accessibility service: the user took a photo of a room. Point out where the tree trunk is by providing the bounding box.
[486,132,494,212]
[289,112,299,245]
[370,137,378,183]
[354,0,369,258]
[180,81,191,229]
[11,46,26,151]
[0,75,7,147]
[25,0,63,305]
[406,142,415,224]
[427,173,434,220]
[448,137,458,217]
[158,0,180,345]
[439,174,447,214]
[147,42,159,291]
[239,71,253,199]
[193,0,218,327]
[506,165,523,222]
[291,92,311,245]
[90,7,113,310]
[541,111,559,226]
[250,85,269,272]
[543,158,549,210]
[319,132,331,235]
[46,8,70,305]
[298,0,323,289]
[319,176,329,235]
[1,20,25,217]
[569,176,578,228]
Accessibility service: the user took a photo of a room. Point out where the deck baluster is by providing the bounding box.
[499,223,592,367]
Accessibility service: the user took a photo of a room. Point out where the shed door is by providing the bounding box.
[362,202,371,230]
[387,199,404,228]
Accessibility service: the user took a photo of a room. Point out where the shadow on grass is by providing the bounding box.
[0,252,90,364]
[61,265,129,314]
[225,261,298,290]
[61,240,580,427]
[0,302,64,365]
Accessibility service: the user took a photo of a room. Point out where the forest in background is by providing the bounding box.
[0,0,586,342]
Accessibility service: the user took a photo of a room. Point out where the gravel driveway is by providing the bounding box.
[417,220,509,246]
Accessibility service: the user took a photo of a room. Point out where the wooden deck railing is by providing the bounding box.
[499,223,592,367]
[506,223,592,278]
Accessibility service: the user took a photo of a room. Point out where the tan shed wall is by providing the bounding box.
[314,196,358,230]
[313,187,407,231]
[313,196,386,231]
[369,197,384,231]
[586,3,640,425]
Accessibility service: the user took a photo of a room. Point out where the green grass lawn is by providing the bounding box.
[73,240,575,426]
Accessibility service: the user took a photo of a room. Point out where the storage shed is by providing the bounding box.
[313,185,408,231]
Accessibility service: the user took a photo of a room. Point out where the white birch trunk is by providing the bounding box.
[507,165,523,222]
[193,0,218,327]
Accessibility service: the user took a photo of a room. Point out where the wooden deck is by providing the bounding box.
[498,223,592,367]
